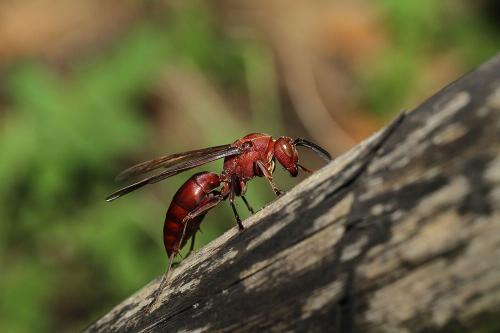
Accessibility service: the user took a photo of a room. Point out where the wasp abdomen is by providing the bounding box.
[163,172,220,256]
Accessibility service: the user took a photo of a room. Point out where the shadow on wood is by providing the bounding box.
[86,53,500,333]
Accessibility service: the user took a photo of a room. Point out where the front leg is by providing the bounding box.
[255,160,284,196]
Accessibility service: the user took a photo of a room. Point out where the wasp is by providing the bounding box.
[106,133,331,310]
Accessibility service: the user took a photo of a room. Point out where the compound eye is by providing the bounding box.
[274,137,298,176]
[280,141,294,158]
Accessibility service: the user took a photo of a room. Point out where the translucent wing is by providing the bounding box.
[116,144,233,181]
[106,146,241,202]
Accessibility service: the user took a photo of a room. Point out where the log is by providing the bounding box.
[86,53,500,333]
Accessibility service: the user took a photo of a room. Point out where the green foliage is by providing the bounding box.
[359,0,500,116]
[167,2,245,84]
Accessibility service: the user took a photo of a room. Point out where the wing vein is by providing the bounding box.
[106,146,241,201]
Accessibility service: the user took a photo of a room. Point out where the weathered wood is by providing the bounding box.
[86,54,500,333]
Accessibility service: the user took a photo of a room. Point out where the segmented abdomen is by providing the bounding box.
[163,172,220,256]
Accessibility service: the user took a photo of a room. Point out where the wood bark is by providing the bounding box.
[86,54,500,333]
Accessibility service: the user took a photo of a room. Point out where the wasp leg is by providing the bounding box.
[181,194,224,224]
[179,194,224,251]
[228,177,244,230]
[255,160,284,196]
[230,201,244,230]
[241,195,255,214]
[146,251,176,312]
[185,233,197,259]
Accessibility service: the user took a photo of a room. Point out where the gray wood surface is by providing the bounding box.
[86,53,500,333]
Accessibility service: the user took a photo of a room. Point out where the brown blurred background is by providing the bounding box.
[0,0,498,331]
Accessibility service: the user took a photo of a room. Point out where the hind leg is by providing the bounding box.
[185,233,197,258]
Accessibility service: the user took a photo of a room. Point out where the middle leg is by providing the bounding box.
[229,176,244,230]
[230,201,244,230]
[241,195,255,214]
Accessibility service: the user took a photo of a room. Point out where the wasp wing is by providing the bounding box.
[116,144,233,181]
[106,146,241,202]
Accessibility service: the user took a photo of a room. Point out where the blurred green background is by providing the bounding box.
[0,0,498,331]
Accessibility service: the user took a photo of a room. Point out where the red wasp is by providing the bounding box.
[106,133,331,310]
